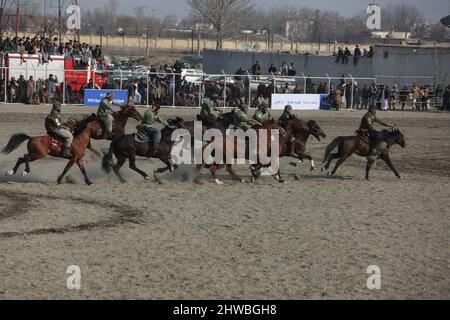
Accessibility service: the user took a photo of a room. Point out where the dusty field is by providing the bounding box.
[0,104,449,300]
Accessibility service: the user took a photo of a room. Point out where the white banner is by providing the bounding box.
[271,94,321,110]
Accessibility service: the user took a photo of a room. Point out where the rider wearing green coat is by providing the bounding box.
[141,105,170,155]
[234,105,261,131]
[253,104,272,124]
[97,92,115,138]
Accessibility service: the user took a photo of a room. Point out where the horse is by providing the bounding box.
[2,115,101,185]
[75,104,142,157]
[250,118,327,182]
[101,118,186,183]
[321,128,406,180]
[183,109,237,143]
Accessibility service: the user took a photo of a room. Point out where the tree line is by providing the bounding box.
[0,0,448,50]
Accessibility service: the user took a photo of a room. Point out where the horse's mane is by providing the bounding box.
[74,114,98,136]
[381,128,402,137]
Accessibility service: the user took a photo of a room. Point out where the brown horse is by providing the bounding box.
[2,115,101,185]
[321,129,406,180]
[250,118,327,182]
[75,104,142,157]
[101,118,186,183]
[197,120,325,185]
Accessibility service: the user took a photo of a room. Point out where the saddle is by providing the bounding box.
[47,133,63,150]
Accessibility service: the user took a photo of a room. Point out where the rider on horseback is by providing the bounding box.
[141,104,170,156]
[278,105,298,157]
[97,92,117,139]
[360,105,396,157]
[253,103,272,124]
[199,94,220,127]
[234,105,261,131]
[45,101,73,158]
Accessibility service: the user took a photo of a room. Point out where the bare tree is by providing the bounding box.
[187,0,253,49]
[0,0,12,38]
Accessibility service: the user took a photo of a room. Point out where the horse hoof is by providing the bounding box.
[294,175,301,181]
[86,182,93,186]
[321,167,326,172]
[289,162,298,167]
[310,168,314,173]
[278,179,285,184]
[5,170,14,176]
[144,176,150,181]
[21,171,29,177]
[214,179,224,185]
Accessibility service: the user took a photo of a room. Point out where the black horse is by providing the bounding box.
[101,118,185,183]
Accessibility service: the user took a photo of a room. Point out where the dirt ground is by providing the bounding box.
[0,104,449,300]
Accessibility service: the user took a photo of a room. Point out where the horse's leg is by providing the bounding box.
[299,154,315,172]
[57,160,75,185]
[210,164,223,185]
[380,153,401,179]
[8,156,26,176]
[321,153,340,172]
[10,153,45,177]
[250,164,262,182]
[226,164,244,183]
[111,156,127,184]
[330,155,350,176]
[129,154,150,180]
[76,159,93,186]
[365,158,376,181]
[273,169,285,183]
[153,155,174,184]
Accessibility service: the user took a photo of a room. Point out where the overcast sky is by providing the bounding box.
[76,0,449,21]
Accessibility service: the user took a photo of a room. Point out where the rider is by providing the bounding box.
[45,101,73,158]
[97,92,116,139]
[234,105,260,131]
[141,104,170,156]
[360,105,396,156]
[199,94,220,127]
[278,105,298,157]
[253,103,272,124]
[278,105,296,128]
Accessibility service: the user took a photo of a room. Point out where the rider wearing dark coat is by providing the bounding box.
[278,105,298,157]
[359,105,395,155]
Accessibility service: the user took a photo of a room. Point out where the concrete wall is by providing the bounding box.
[203,49,373,78]
[203,45,450,86]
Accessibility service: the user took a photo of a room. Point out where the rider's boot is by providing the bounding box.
[289,139,298,158]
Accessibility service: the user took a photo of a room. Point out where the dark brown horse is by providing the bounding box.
[101,118,186,183]
[321,129,406,180]
[250,118,327,182]
[2,115,101,185]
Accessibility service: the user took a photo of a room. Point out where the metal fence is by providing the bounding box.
[0,66,447,110]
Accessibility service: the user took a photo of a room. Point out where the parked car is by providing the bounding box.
[180,55,203,68]
[181,68,205,83]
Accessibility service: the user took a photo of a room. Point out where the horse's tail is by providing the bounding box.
[101,143,115,174]
[2,134,31,155]
[323,137,343,164]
